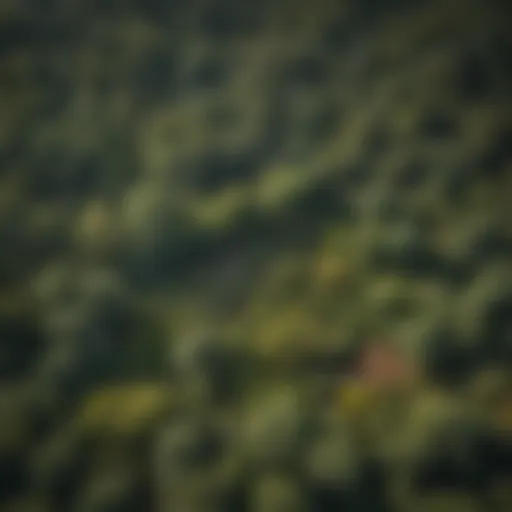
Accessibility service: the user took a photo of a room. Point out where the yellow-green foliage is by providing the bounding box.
[192,184,253,232]
[75,383,172,438]
[256,164,312,214]
[337,380,378,418]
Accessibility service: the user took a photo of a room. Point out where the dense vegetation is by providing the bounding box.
[0,0,511,510]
